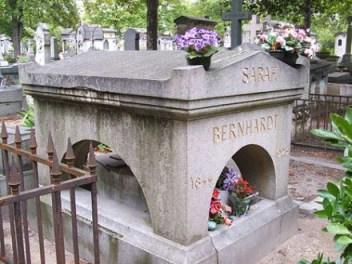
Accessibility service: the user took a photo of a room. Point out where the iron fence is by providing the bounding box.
[0,122,99,264]
[292,93,352,149]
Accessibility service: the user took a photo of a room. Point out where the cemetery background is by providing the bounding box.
[2,0,352,263]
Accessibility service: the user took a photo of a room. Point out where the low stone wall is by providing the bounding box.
[0,85,24,116]
[327,82,352,96]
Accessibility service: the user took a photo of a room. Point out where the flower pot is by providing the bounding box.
[269,51,298,67]
[229,194,251,217]
[187,56,212,71]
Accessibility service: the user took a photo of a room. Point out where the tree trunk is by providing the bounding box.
[303,0,312,30]
[146,0,158,50]
[11,17,23,56]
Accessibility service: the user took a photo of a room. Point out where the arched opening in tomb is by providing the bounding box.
[61,140,152,229]
[103,40,109,50]
[209,144,275,230]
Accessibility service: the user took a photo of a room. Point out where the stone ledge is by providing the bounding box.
[30,192,297,264]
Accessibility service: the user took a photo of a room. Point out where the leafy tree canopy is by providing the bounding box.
[0,0,79,54]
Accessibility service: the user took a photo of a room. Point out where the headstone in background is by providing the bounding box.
[335,32,346,58]
[76,24,104,54]
[27,39,35,58]
[61,28,77,56]
[174,15,217,35]
[0,51,9,67]
[102,28,118,51]
[124,28,140,50]
[158,35,175,51]
[50,37,59,60]
[35,23,51,66]
[242,15,263,44]
[222,0,252,48]
[340,16,352,72]
[0,35,13,56]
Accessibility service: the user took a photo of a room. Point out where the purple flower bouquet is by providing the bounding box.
[176,27,219,70]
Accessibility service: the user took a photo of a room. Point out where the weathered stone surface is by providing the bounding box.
[20,46,308,263]
[0,85,23,116]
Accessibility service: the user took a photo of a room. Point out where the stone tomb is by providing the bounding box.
[20,48,309,264]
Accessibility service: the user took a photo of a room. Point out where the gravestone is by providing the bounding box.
[223,0,252,48]
[124,28,140,50]
[20,48,309,264]
[242,15,264,43]
[26,39,35,58]
[0,35,13,56]
[340,16,352,72]
[174,16,217,35]
[50,37,59,60]
[310,60,333,94]
[335,32,346,58]
[35,23,51,66]
[0,51,9,67]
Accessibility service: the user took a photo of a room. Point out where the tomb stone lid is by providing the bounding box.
[20,47,309,119]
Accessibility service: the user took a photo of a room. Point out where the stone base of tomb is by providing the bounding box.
[31,192,297,264]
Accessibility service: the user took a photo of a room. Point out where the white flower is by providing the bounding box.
[304,48,314,58]
[276,36,286,47]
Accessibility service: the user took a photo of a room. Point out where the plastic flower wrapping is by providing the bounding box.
[176,27,220,59]
[256,23,320,58]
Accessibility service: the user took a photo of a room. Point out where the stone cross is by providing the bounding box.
[242,15,263,43]
[223,0,252,49]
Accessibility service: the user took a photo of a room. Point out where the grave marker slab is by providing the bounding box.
[124,29,140,50]
[20,48,309,264]
[35,23,51,66]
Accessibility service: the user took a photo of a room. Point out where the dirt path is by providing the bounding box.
[260,146,345,263]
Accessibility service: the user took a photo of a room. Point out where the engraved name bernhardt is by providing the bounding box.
[213,114,279,143]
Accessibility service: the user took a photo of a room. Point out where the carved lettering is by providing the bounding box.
[242,67,249,84]
[213,114,280,143]
[213,127,221,143]
[241,66,280,84]
[190,176,213,190]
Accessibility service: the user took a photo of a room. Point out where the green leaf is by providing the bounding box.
[336,235,352,246]
[318,190,337,202]
[331,114,352,144]
[315,209,328,218]
[327,182,340,198]
[311,129,342,141]
[326,223,351,235]
[345,108,352,124]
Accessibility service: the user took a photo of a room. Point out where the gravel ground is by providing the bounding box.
[259,214,339,264]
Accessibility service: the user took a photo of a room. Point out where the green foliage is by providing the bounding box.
[314,177,352,261]
[17,55,30,63]
[3,53,16,64]
[0,0,79,54]
[83,0,191,35]
[299,253,337,264]
[309,108,352,263]
[19,105,35,128]
[96,143,112,153]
